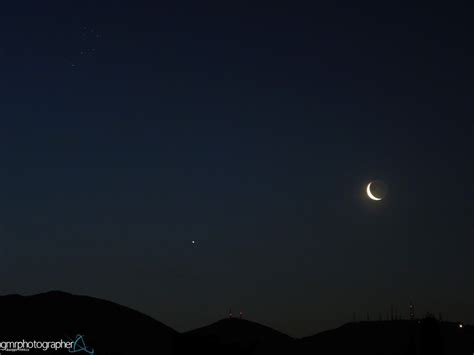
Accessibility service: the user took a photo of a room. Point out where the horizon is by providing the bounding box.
[1,289,469,338]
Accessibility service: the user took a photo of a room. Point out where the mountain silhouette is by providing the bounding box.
[0,291,472,355]
[0,291,178,354]
[298,319,474,355]
[180,318,294,355]
[299,320,418,355]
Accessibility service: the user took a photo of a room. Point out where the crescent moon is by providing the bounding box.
[367,182,382,201]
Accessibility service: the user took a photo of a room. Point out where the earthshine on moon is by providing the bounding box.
[366,182,382,201]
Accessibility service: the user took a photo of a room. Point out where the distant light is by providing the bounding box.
[192,240,195,244]
[459,324,463,328]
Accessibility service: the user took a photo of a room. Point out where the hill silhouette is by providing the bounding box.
[299,320,418,355]
[0,291,472,355]
[298,319,474,355]
[179,318,294,355]
[0,291,177,354]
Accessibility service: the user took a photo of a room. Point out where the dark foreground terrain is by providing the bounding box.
[0,291,471,354]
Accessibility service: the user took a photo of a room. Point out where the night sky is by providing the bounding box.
[0,2,472,336]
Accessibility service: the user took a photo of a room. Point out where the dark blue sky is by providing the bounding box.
[0,1,472,336]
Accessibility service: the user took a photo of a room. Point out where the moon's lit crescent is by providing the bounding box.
[367,182,382,201]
